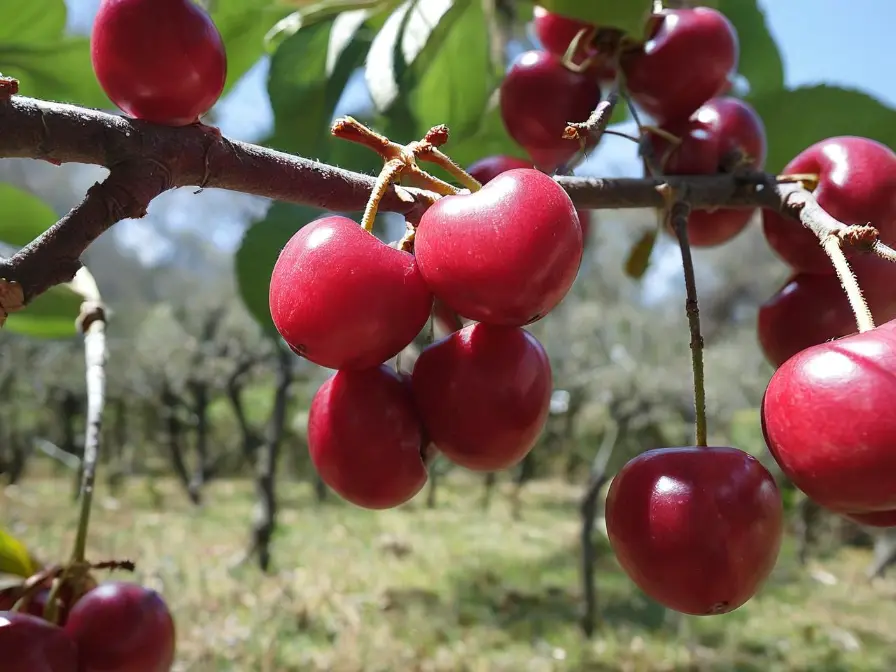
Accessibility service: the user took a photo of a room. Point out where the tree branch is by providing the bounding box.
[1,93,895,319]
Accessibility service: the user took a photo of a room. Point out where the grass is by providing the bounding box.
[4,474,896,671]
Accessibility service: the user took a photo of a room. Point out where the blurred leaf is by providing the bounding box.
[235,202,325,334]
[0,184,58,247]
[751,85,896,173]
[0,0,65,43]
[3,287,83,338]
[0,530,37,579]
[537,0,652,38]
[265,0,401,50]
[717,0,784,99]
[267,10,377,169]
[0,39,111,107]
[210,0,294,94]
[624,227,658,280]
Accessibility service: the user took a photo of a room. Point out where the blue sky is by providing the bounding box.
[62,0,896,265]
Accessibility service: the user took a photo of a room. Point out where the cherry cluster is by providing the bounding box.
[269,163,584,508]
[0,580,175,671]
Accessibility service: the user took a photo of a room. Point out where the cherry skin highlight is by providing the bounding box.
[762,136,896,274]
[621,7,738,124]
[649,97,766,247]
[414,168,583,326]
[605,446,783,616]
[466,155,590,240]
[269,216,433,370]
[761,318,896,514]
[308,365,428,509]
[91,0,227,126]
[757,255,896,368]
[411,323,552,471]
[65,582,175,672]
[499,51,601,172]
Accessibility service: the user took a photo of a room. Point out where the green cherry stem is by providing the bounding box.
[822,237,875,333]
[667,196,708,447]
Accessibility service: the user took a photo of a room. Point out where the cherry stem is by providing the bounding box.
[71,302,108,563]
[362,160,404,233]
[821,237,875,333]
[871,240,896,263]
[411,125,481,192]
[664,193,707,447]
[562,26,599,73]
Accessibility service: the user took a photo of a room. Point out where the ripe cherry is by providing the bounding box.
[308,365,428,509]
[649,97,766,247]
[414,168,583,326]
[532,6,595,60]
[65,582,175,672]
[621,7,738,124]
[757,255,896,368]
[0,611,77,672]
[499,51,602,172]
[761,318,896,514]
[844,509,896,528]
[411,323,552,471]
[605,446,783,616]
[466,155,590,240]
[269,216,433,370]
[91,0,227,126]
[762,136,896,274]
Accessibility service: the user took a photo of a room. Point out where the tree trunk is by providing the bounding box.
[187,381,210,505]
[161,384,191,496]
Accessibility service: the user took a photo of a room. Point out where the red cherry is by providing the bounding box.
[649,97,766,246]
[269,216,433,370]
[411,323,552,471]
[308,365,428,509]
[65,582,175,672]
[91,0,227,126]
[761,318,896,513]
[0,611,77,672]
[843,509,896,528]
[499,51,602,172]
[757,255,896,368]
[414,168,583,326]
[762,136,896,274]
[605,446,783,616]
[621,8,738,124]
[532,6,595,59]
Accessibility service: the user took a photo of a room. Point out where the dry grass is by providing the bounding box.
[4,474,896,671]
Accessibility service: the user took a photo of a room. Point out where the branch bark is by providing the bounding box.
[1,93,895,316]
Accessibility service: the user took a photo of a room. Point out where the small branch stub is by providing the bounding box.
[0,279,25,326]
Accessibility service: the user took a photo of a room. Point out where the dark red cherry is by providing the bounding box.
[91,0,227,126]
[0,611,78,672]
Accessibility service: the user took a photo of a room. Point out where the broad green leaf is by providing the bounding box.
[717,0,784,100]
[235,202,325,334]
[267,11,377,171]
[0,0,66,44]
[537,0,652,39]
[0,184,58,247]
[403,0,493,140]
[3,287,84,338]
[0,530,37,578]
[265,0,401,50]
[210,0,295,94]
[751,85,896,174]
[0,39,111,108]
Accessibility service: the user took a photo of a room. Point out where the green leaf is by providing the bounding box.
[0,184,58,247]
[717,0,784,99]
[537,0,653,38]
[751,85,896,174]
[235,202,325,334]
[0,530,38,579]
[210,0,294,95]
[0,39,112,108]
[267,11,377,169]
[441,93,529,169]
[402,0,494,140]
[0,0,66,44]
